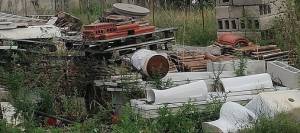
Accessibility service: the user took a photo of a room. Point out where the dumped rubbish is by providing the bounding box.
[202,102,256,133]
[169,51,236,72]
[215,33,289,61]
[0,12,46,26]
[54,12,82,32]
[0,24,61,40]
[246,90,300,117]
[217,34,249,48]
[146,80,208,104]
[131,49,169,78]
[267,61,300,89]
[221,73,274,96]
[112,3,150,17]
[203,90,300,132]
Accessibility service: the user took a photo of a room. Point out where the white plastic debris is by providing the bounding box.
[1,102,22,125]
[203,102,257,133]
[221,73,274,93]
[131,49,169,78]
[146,80,208,104]
[246,90,300,117]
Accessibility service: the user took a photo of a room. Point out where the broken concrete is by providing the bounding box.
[202,102,256,133]
[246,90,300,117]
[162,71,236,86]
[0,24,61,40]
[267,61,300,89]
[221,73,273,92]
[146,80,208,104]
[207,60,266,75]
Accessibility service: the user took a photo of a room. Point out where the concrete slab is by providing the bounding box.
[267,61,300,89]
[207,60,266,75]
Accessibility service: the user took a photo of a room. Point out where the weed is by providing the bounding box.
[233,52,248,76]
[113,100,222,133]
[148,7,216,46]
[240,113,300,133]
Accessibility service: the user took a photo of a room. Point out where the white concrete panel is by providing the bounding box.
[216,6,260,19]
[162,71,235,83]
[246,90,300,117]
[203,102,256,133]
[267,61,300,89]
[217,31,262,39]
[0,25,61,39]
[221,73,274,93]
[146,80,208,104]
[207,60,266,75]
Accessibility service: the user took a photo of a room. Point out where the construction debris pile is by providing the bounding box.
[0,2,299,133]
[82,3,155,41]
[215,34,289,61]
[169,51,236,72]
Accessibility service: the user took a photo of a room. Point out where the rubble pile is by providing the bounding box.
[169,51,236,72]
[82,3,155,41]
[215,33,289,61]
[236,44,289,61]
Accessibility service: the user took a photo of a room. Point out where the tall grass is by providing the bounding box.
[149,7,217,46]
[69,1,217,46]
[240,113,300,133]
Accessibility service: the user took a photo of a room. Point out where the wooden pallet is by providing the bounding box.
[62,28,176,55]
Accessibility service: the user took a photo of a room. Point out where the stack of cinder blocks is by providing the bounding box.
[216,0,287,40]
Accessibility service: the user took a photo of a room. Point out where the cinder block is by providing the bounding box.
[216,6,260,19]
[216,0,262,6]
[267,61,300,89]
[207,60,266,75]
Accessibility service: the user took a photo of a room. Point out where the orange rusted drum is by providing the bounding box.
[131,49,169,78]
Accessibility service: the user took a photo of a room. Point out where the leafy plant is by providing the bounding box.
[233,52,248,76]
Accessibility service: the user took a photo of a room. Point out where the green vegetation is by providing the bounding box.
[69,1,217,46]
[240,113,300,133]
[113,100,222,133]
[233,52,248,76]
[149,7,216,46]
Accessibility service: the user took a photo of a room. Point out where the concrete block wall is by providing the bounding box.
[216,0,262,6]
[216,6,260,19]
[267,61,300,89]
[216,0,287,39]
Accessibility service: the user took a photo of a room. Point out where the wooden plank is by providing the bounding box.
[252,49,281,55]
[103,37,175,52]
[62,27,176,43]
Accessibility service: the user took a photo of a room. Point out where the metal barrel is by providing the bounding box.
[131,49,169,79]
